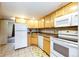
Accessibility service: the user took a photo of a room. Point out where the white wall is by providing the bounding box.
[8,21,13,37]
[0,20,8,44]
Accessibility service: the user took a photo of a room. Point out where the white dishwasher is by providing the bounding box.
[38,34,43,49]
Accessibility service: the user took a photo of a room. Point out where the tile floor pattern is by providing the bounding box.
[0,43,48,57]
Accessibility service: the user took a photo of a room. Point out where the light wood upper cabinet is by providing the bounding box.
[26,20,38,28]
[33,20,38,28]
[51,2,78,18]
[44,15,52,28]
[56,7,64,18]
[64,2,78,15]
[55,2,78,18]
[15,18,26,24]
[26,20,34,28]
[38,19,44,28]
[16,18,38,28]
[51,12,56,27]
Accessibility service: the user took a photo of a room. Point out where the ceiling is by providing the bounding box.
[0,2,69,19]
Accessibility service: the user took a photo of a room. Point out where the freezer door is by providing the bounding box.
[15,23,27,30]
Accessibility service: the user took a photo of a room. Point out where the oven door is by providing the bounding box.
[52,38,78,57]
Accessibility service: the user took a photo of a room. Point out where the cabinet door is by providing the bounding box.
[51,13,56,27]
[16,18,27,24]
[31,33,38,46]
[38,19,44,28]
[64,2,78,15]
[28,34,32,46]
[45,15,52,28]
[43,37,50,55]
[26,20,38,28]
[33,20,38,28]
[28,33,38,46]
[26,20,34,28]
[31,37,38,45]
[56,7,64,18]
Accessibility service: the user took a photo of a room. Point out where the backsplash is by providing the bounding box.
[39,29,58,34]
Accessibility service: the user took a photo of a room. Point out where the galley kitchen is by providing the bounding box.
[0,2,79,57]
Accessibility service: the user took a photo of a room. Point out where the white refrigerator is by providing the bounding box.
[15,23,28,49]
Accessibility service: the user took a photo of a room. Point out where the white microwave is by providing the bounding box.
[54,12,78,27]
[54,14,72,27]
[50,37,78,57]
[71,12,78,26]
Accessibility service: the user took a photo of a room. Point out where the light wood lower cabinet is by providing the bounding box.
[43,36,50,55]
[31,37,38,45]
[28,34,31,46]
[28,33,50,56]
[28,33,38,46]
